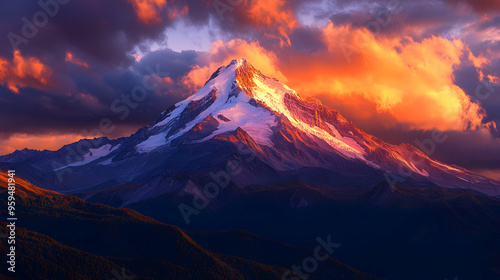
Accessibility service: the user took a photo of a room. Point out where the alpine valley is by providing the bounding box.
[1,59,500,280]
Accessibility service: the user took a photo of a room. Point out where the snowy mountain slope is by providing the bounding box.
[1,58,499,198]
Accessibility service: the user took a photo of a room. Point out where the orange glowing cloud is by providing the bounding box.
[167,4,188,20]
[280,23,493,131]
[245,0,297,46]
[0,133,89,156]
[65,51,89,68]
[187,28,494,132]
[132,53,143,62]
[487,74,500,84]
[181,39,286,90]
[468,50,489,80]
[163,76,174,84]
[181,65,213,91]
[0,58,8,81]
[128,0,167,24]
[0,50,51,94]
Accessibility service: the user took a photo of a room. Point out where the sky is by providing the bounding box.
[0,0,499,179]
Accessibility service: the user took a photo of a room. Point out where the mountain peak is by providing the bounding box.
[231,58,260,80]
[228,58,261,79]
[229,58,248,67]
[203,58,255,88]
[199,58,285,103]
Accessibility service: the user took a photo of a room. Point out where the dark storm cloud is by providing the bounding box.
[0,0,186,65]
[430,131,500,171]
[463,15,500,56]
[0,47,204,139]
[322,0,478,41]
[134,48,201,79]
[183,0,213,25]
[0,85,111,137]
[289,26,325,53]
[0,0,212,139]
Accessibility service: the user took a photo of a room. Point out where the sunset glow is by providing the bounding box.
[1,2,500,279]
[1,0,499,177]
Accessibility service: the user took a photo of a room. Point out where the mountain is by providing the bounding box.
[0,170,380,280]
[2,58,499,198]
[2,59,500,279]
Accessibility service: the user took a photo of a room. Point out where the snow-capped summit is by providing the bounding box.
[140,58,366,160]
[141,58,280,151]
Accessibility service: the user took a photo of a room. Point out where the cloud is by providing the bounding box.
[0,48,203,145]
[244,0,297,45]
[204,0,302,47]
[128,0,167,24]
[0,50,51,93]
[0,133,87,156]
[180,39,286,90]
[65,51,88,68]
[445,0,500,13]
[488,74,500,84]
[431,129,500,171]
[474,168,500,180]
[0,0,186,68]
[127,0,189,24]
[273,22,495,132]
